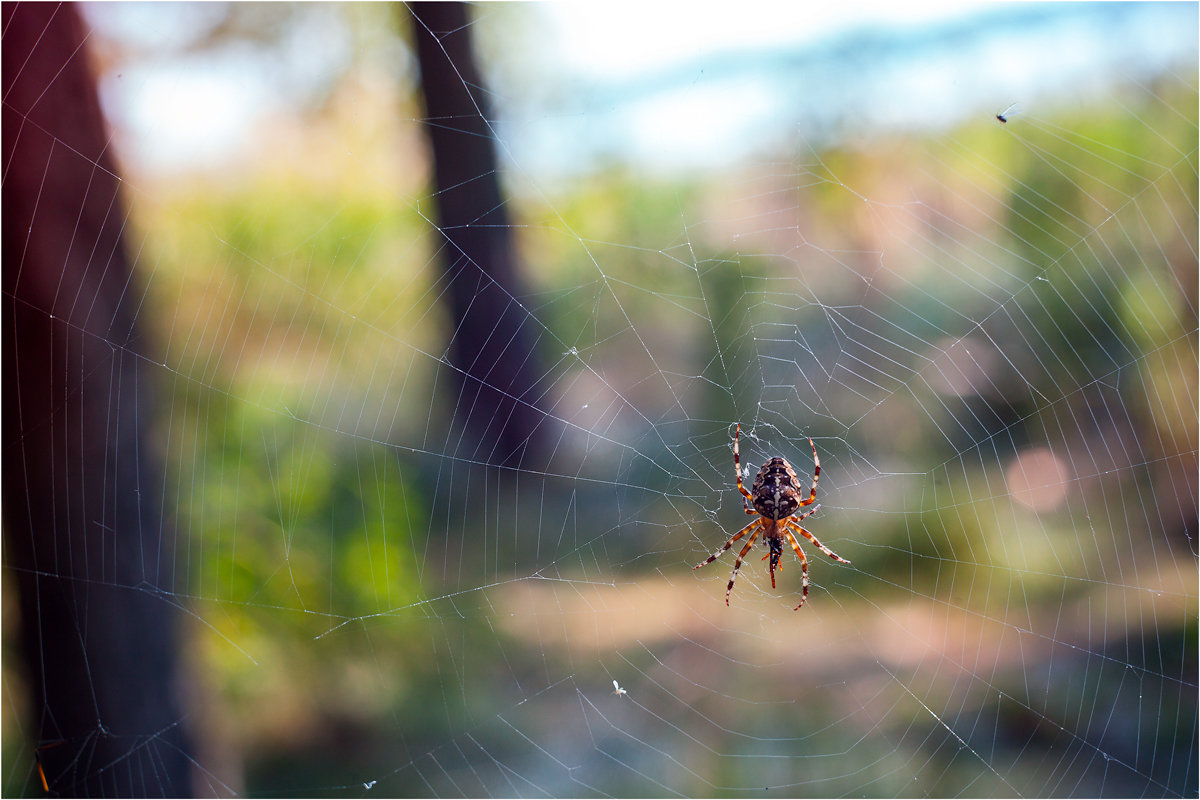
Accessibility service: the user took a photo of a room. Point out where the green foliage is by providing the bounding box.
[139,164,467,785]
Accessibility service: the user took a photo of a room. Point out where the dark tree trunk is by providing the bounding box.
[2,4,193,795]
[409,1,551,469]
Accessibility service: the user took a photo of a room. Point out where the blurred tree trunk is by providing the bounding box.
[408,1,551,469]
[2,4,193,796]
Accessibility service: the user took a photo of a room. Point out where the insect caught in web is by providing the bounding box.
[996,102,1020,123]
[694,424,850,609]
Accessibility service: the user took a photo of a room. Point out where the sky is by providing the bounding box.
[535,0,995,78]
[84,2,1199,177]
[497,2,1197,179]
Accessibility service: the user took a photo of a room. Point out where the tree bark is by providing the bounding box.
[409,1,551,469]
[2,4,193,795]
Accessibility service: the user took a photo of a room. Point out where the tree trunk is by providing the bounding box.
[2,4,193,795]
[409,1,551,469]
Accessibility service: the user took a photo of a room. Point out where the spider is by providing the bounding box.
[694,424,850,609]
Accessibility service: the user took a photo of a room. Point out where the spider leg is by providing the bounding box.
[793,503,820,523]
[785,519,850,564]
[694,518,762,570]
[782,529,810,610]
[725,529,762,606]
[797,438,820,508]
[733,424,756,514]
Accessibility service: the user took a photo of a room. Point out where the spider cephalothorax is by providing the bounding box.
[694,424,850,609]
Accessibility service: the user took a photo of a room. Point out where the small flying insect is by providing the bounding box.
[996,103,1020,124]
[612,680,628,697]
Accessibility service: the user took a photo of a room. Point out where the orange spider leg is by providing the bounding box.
[724,528,762,605]
[785,519,850,565]
[782,529,810,609]
[694,518,762,571]
[34,740,64,794]
[791,503,820,525]
[797,438,820,508]
[732,424,757,514]
[760,554,781,587]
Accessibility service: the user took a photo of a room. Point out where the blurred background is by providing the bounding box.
[2,1,1196,796]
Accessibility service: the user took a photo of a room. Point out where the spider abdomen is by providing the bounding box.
[751,457,803,520]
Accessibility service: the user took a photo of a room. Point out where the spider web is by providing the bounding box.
[3,3,1197,797]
